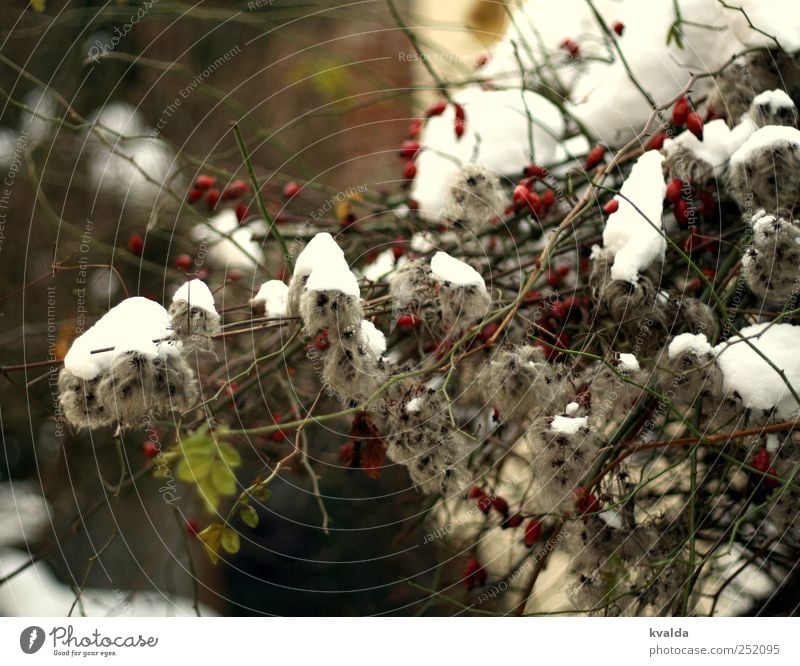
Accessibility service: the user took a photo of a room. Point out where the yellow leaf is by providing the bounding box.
[239,503,259,529]
[176,457,214,483]
[221,526,240,554]
[196,523,223,565]
[211,462,237,496]
[197,477,220,513]
[217,442,242,467]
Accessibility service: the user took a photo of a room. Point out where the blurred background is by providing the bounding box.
[0,0,514,616]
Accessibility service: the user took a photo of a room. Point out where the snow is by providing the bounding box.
[663,119,753,177]
[173,279,217,314]
[565,402,580,416]
[86,102,179,205]
[722,0,800,52]
[601,150,666,283]
[569,0,740,145]
[360,320,387,357]
[362,248,398,282]
[405,397,422,414]
[305,256,360,298]
[753,89,795,110]
[598,509,624,530]
[668,333,713,360]
[410,232,436,253]
[617,353,640,373]
[64,297,174,380]
[410,87,564,220]
[251,280,288,316]
[430,252,486,289]
[766,433,779,453]
[714,323,800,419]
[729,125,800,166]
[550,415,588,435]
[293,232,345,278]
[191,208,265,270]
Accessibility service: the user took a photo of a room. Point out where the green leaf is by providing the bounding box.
[196,523,223,565]
[251,485,272,502]
[176,457,214,483]
[210,462,237,496]
[221,526,241,554]
[197,478,220,513]
[239,503,259,529]
[218,442,242,467]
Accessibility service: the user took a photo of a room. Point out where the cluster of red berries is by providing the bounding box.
[187,174,252,223]
[672,96,704,140]
[575,486,600,516]
[665,177,717,228]
[508,164,558,218]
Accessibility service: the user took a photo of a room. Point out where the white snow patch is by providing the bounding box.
[64,297,174,380]
[411,88,564,220]
[359,320,387,357]
[599,509,624,530]
[430,252,486,290]
[617,353,640,373]
[565,401,580,416]
[602,150,666,283]
[550,415,588,435]
[251,280,288,317]
[668,333,713,360]
[191,208,265,270]
[173,279,217,314]
[294,232,345,278]
[730,125,800,166]
[305,257,360,298]
[714,323,800,419]
[753,89,795,110]
[362,248,397,282]
[405,397,422,414]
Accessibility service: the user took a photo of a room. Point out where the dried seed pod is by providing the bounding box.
[728,125,800,212]
[97,351,156,426]
[750,89,799,129]
[321,322,389,404]
[442,163,506,234]
[742,212,800,304]
[58,369,112,430]
[151,351,198,416]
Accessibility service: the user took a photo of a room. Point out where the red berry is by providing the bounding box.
[392,236,405,260]
[396,313,420,330]
[402,161,417,180]
[142,440,159,458]
[603,199,619,214]
[426,101,447,117]
[222,179,250,200]
[187,187,204,204]
[686,112,704,140]
[585,145,606,169]
[612,20,625,36]
[475,53,489,68]
[454,104,466,121]
[477,495,492,514]
[666,178,683,203]
[227,269,242,282]
[312,330,330,351]
[194,174,216,190]
[464,558,486,590]
[503,513,524,529]
[525,164,548,179]
[235,202,249,223]
[576,488,600,516]
[480,322,499,342]
[408,118,423,139]
[672,96,690,127]
[765,467,780,489]
[674,198,692,226]
[524,519,542,547]
[468,486,485,499]
[646,131,667,151]
[174,254,193,272]
[127,233,144,256]
[490,496,509,516]
[752,449,771,473]
[400,140,420,160]
[560,37,580,58]
[282,181,301,199]
[542,189,556,207]
[206,187,221,210]
[186,518,200,538]
[339,441,356,467]
[454,117,466,139]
